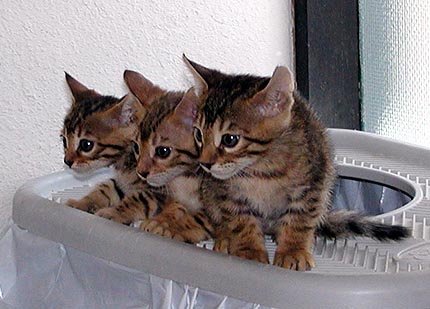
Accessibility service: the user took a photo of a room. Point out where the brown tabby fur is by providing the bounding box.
[182,57,409,270]
[185,61,332,270]
[62,73,165,226]
[126,71,213,243]
[62,72,212,243]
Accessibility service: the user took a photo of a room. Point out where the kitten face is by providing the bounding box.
[62,109,127,173]
[194,117,259,179]
[133,89,200,187]
[184,58,295,180]
[62,73,143,173]
[134,115,196,187]
[62,129,109,173]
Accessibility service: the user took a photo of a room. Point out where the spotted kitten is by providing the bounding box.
[62,71,212,243]
[62,73,165,225]
[125,72,213,243]
[183,57,409,270]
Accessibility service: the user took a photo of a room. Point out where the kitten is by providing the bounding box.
[182,57,410,270]
[62,73,164,225]
[62,71,212,242]
[125,72,213,243]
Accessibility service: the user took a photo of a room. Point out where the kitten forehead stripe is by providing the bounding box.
[64,96,120,132]
[243,136,273,145]
[139,92,183,141]
[202,74,269,125]
[176,149,199,159]
[98,153,123,159]
[98,143,126,151]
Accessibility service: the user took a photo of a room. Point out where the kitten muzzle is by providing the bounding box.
[200,162,212,171]
[136,170,148,181]
[200,163,237,180]
[64,158,74,168]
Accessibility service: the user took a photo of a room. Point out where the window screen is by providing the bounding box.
[359,1,430,148]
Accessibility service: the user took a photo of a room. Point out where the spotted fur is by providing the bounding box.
[62,73,212,243]
[62,72,164,224]
[184,57,410,270]
[122,71,214,243]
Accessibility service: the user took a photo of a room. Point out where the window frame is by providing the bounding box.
[294,0,361,129]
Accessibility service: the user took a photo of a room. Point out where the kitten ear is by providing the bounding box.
[65,72,101,102]
[123,70,165,107]
[104,94,143,128]
[182,54,209,97]
[171,88,200,128]
[252,66,296,118]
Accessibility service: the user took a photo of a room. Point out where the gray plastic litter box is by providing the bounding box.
[4,128,430,308]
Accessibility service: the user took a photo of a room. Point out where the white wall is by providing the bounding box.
[0,0,293,229]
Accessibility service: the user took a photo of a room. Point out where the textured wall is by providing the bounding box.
[359,1,430,147]
[0,0,293,229]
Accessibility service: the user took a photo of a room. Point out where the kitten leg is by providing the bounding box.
[273,223,316,271]
[140,203,213,243]
[215,215,269,264]
[213,238,229,253]
[273,203,326,271]
[274,187,330,271]
[140,219,185,241]
[193,210,215,240]
[95,190,161,225]
[65,178,123,213]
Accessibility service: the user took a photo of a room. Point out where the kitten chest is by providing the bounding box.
[234,177,289,217]
[168,176,202,213]
[115,170,141,195]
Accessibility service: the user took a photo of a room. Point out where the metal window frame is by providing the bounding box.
[294,0,361,129]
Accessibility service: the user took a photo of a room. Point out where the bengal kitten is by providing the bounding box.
[62,71,212,243]
[62,73,166,226]
[183,57,410,270]
[125,73,213,243]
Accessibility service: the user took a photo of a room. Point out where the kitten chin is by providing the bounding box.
[145,167,189,187]
[68,160,112,175]
[201,165,235,180]
[200,159,256,180]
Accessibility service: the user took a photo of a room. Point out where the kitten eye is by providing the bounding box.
[155,146,172,159]
[79,139,94,152]
[61,135,67,149]
[132,141,140,156]
[194,127,203,144]
[221,134,240,148]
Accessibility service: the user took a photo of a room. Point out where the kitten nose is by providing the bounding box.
[64,158,74,168]
[200,162,212,170]
[137,170,149,179]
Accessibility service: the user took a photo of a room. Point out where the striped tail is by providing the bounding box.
[316,211,411,241]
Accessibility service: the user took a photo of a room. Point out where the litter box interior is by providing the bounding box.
[44,162,422,274]
[10,129,430,307]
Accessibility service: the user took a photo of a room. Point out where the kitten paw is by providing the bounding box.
[273,249,315,271]
[234,248,269,264]
[65,199,92,212]
[213,238,230,253]
[140,219,185,242]
[95,208,131,225]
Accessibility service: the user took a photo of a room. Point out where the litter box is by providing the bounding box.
[2,129,430,308]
